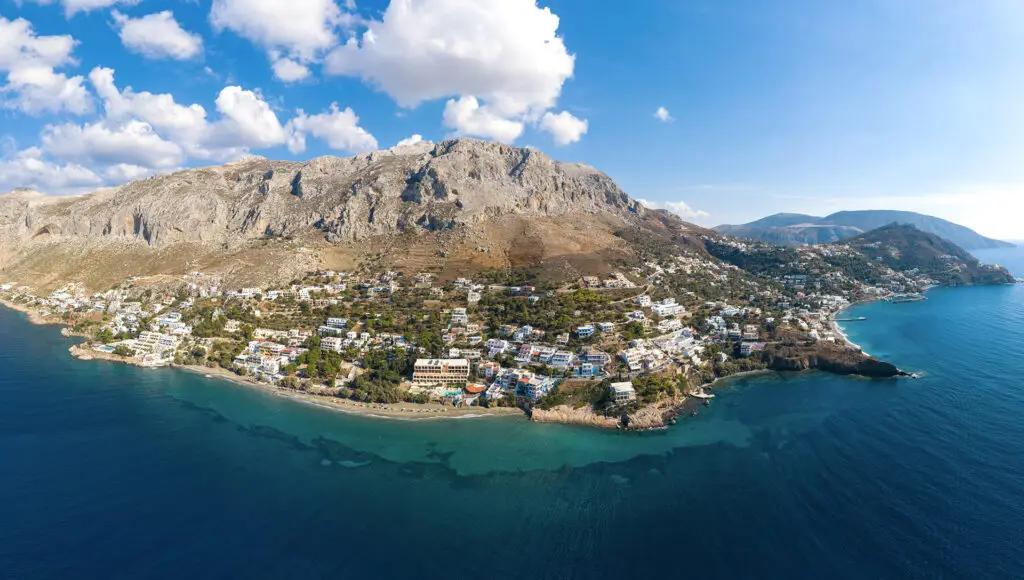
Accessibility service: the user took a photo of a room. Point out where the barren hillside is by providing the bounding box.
[0,139,697,291]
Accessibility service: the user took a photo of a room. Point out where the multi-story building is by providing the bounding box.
[322,336,344,353]
[412,359,471,385]
[610,382,637,403]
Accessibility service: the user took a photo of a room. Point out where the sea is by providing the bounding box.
[1,246,1023,579]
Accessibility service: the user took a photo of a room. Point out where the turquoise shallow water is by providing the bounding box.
[2,246,1023,578]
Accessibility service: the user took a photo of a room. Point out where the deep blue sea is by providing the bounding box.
[2,246,1023,579]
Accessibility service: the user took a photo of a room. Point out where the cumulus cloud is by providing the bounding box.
[287,103,377,154]
[41,119,186,170]
[442,96,524,143]
[0,147,102,194]
[270,54,311,82]
[89,67,218,158]
[25,0,138,18]
[5,54,379,194]
[654,106,673,123]
[395,134,422,147]
[539,110,587,145]
[326,0,584,143]
[212,86,290,149]
[0,17,91,115]
[638,199,709,221]
[210,0,354,76]
[112,11,203,60]
[104,163,158,182]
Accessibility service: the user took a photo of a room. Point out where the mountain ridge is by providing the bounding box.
[0,138,672,290]
[841,223,1014,286]
[714,210,1013,250]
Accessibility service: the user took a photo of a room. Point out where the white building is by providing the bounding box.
[451,308,468,324]
[651,298,684,318]
[610,382,637,404]
[322,336,344,353]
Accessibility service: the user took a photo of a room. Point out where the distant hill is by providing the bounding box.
[842,224,1015,286]
[715,210,1014,250]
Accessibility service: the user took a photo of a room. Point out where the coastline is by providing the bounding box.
[0,297,64,326]
[173,363,524,422]
[0,302,525,424]
[0,294,905,432]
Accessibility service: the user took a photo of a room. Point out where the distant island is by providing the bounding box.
[0,140,1015,430]
[714,210,1015,250]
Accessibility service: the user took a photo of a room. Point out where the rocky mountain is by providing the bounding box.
[715,210,1013,250]
[0,139,689,291]
[843,224,1015,286]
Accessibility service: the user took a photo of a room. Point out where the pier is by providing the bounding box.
[835,316,867,322]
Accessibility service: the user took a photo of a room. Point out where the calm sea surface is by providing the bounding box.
[2,246,1023,579]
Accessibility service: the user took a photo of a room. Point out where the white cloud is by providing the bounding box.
[104,163,159,182]
[212,86,290,149]
[31,69,294,183]
[4,66,91,115]
[539,110,587,145]
[112,11,203,60]
[25,0,138,18]
[210,0,354,74]
[270,54,312,82]
[6,62,376,194]
[41,119,186,170]
[326,0,573,114]
[325,0,582,143]
[0,17,91,115]
[395,134,422,147]
[654,106,673,123]
[638,199,710,221]
[89,67,212,156]
[288,103,377,154]
[0,147,102,194]
[442,96,524,143]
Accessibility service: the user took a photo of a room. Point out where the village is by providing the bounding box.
[0,234,943,426]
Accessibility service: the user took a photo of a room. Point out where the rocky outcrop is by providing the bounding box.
[0,139,660,290]
[0,139,644,251]
[530,405,619,429]
[764,339,906,378]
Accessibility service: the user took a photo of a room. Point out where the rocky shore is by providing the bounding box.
[763,328,908,378]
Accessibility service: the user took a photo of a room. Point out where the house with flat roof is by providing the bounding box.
[610,382,637,404]
[412,359,470,385]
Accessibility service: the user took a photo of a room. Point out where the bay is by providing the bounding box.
[2,246,1023,578]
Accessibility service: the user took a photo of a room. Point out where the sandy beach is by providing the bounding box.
[177,364,525,421]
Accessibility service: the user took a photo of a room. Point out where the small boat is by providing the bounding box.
[703,400,711,407]
[690,410,698,417]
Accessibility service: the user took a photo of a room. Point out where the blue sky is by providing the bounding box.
[2,0,1022,239]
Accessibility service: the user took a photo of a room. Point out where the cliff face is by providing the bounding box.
[0,139,659,290]
[0,139,641,250]
[764,340,905,378]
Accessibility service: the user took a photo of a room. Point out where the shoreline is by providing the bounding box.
[0,294,906,432]
[174,363,525,422]
[0,302,527,424]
